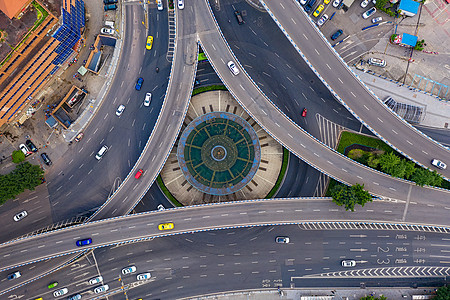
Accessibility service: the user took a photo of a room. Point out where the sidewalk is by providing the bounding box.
[354,68,450,129]
[189,287,436,300]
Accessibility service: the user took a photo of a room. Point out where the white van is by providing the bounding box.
[95,145,108,160]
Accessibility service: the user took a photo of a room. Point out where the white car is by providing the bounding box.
[178,0,184,9]
[100,27,114,35]
[157,204,165,211]
[227,61,240,75]
[360,0,369,7]
[144,93,152,107]
[372,16,382,23]
[89,276,103,285]
[341,260,356,267]
[95,145,108,160]
[94,285,109,294]
[136,272,151,281]
[362,7,376,19]
[13,210,28,222]
[122,265,137,275]
[299,0,308,5]
[431,159,447,170]
[19,144,30,156]
[275,236,290,243]
[53,288,69,297]
[116,104,125,116]
[332,0,341,7]
[317,14,328,26]
[157,0,163,10]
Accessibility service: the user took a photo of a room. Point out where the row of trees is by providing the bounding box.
[348,149,443,187]
[0,162,44,205]
[331,183,372,211]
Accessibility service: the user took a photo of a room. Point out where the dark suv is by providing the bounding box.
[41,153,52,166]
[234,10,244,24]
[103,0,118,4]
[304,0,316,12]
[104,4,117,11]
[26,140,38,152]
[331,29,343,41]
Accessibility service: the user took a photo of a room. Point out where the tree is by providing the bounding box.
[434,285,450,300]
[403,160,416,179]
[360,296,387,300]
[411,167,435,186]
[11,150,25,164]
[379,152,400,175]
[331,183,373,211]
[367,153,380,169]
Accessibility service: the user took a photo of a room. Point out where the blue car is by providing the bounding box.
[76,238,92,247]
[331,29,343,41]
[135,77,144,91]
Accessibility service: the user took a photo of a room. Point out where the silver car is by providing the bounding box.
[121,265,137,275]
[431,159,447,170]
[116,104,125,116]
[89,276,103,285]
[341,260,356,267]
[136,272,151,281]
[144,93,152,107]
[13,210,28,222]
[227,61,240,76]
[94,284,109,294]
[53,287,68,297]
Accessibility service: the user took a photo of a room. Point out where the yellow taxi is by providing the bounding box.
[158,223,174,230]
[146,36,153,50]
[313,4,324,17]
[324,0,331,4]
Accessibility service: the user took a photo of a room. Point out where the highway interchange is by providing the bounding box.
[1,0,449,299]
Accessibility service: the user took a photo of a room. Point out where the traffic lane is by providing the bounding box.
[135,182,174,213]
[414,125,450,148]
[92,3,199,219]
[262,0,450,178]
[196,2,450,205]
[196,60,222,86]
[0,198,411,271]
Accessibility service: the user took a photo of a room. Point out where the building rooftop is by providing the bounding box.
[399,0,420,15]
[401,33,418,47]
[0,0,31,19]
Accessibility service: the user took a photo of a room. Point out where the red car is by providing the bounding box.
[135,169,143,179]
[301,108,307,117]
[74,132,84,142]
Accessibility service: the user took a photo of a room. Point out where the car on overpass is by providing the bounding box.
[158,222,174,230]
[431,159,447,170]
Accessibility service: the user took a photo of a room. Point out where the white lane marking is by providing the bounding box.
[392,129,398,134]
[315,49,320,55]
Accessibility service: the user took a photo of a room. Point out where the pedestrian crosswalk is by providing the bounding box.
[167,10,176,62]
[298,222,450,233]
[302,266,450,278]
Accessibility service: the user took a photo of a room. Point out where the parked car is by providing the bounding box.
[53,288,68,297]
[144,93,152,107]
[234,10,244,24]
[41,153,52,165]
[13,210,28,222]
[341,260,356,267]
[76,238,92,247]
[135,169,143,179]
[324,0,331,4]
[94,285,109,294]
[116,104,125,117]
[7,271,21,280]
[178,0,184,9]
[103,0,118,4]
[301,108,308,117]
[372,16,382,23]
[89,276,103,285]
[95,145,108,160]
[26,140,38,152]
[136,273,151,281]
[317,14,328,26]
[331,29,343,41]
[122,266,137,275]
[275,236,290,243]
[19,144,31,156]
[360,0,369,7]
[332,0,341,7]
[304,0,317,12]
[104,4,117,11]
[101,27,114,35]
[227,61,240,75]
[431,159,447,170]
[74,132,84,142]
[135,77,144,90]
[313,4,324,17]
[299,0,308,5]
[362,7,376,19]
[367,57,386,67]
[146,36,153,50]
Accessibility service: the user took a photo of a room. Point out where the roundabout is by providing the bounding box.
[177,112,261,195]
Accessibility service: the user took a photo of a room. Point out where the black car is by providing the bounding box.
[103,0,118,4]
[234,10,244,24]
[331,29,343,41]
[104,4,117,11]
[41,153,52,166]
[25,140,38,152]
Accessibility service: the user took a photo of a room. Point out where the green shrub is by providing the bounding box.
[12,150,25,163]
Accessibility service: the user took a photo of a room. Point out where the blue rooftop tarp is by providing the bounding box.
[401,33,418,47]
[399,0,420,14]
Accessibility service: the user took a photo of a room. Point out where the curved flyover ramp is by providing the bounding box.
[261,0,450,178]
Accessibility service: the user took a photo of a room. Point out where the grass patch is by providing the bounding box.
[336,131,392,155]
[192,85,227,96]
[198,52,207,61]
[31,1,49,32]
[156,175,183,207]
[265,147,289,198]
